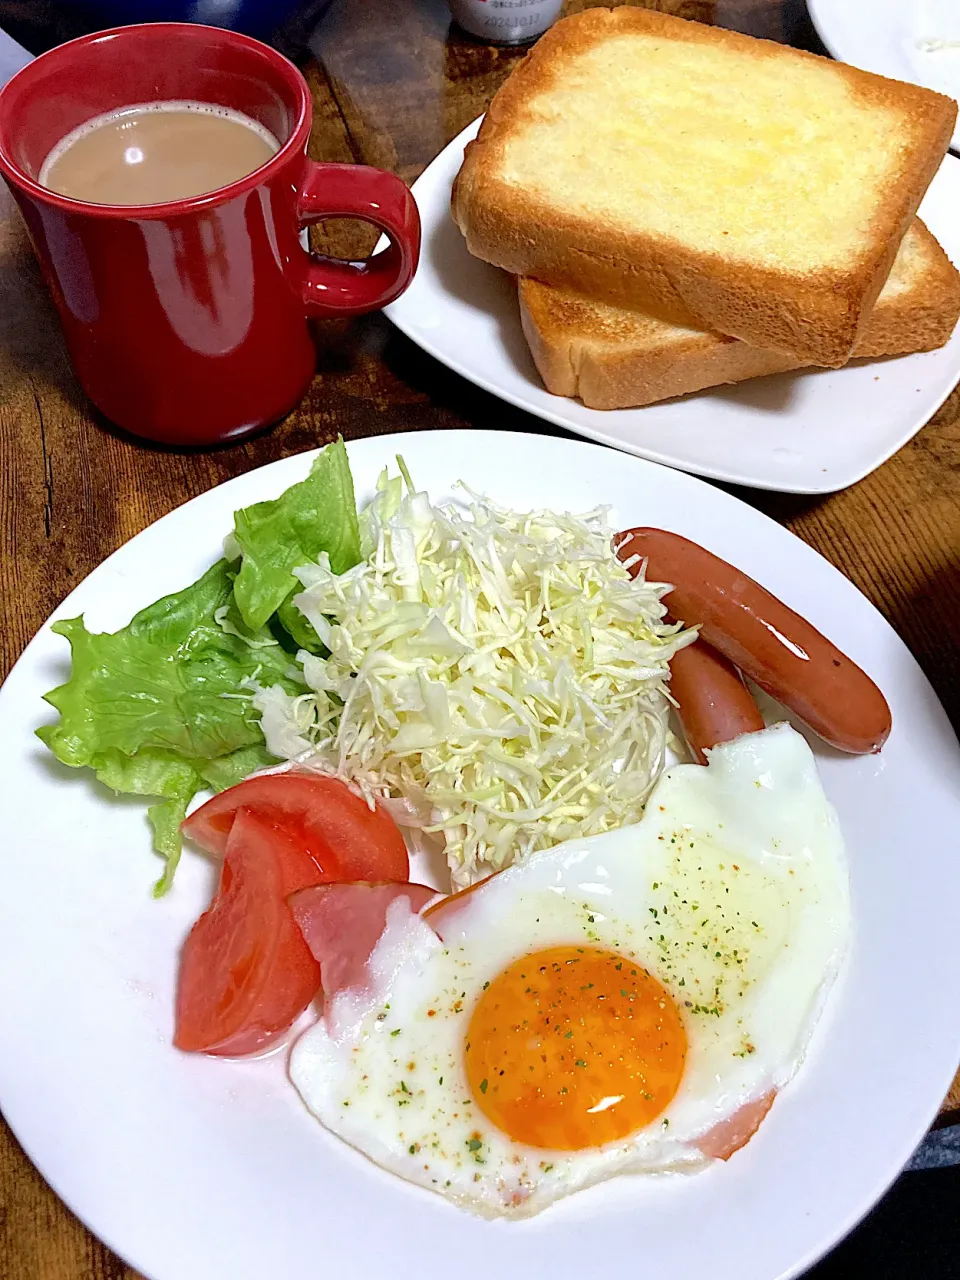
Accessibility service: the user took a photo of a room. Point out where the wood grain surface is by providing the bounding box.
[0,1,958,1276]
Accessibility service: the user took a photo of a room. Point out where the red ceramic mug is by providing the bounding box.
[0,23,420,446]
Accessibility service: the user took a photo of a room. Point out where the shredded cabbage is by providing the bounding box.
[252,469,694,887]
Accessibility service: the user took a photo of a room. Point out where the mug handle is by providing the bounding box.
[297,161,421,318]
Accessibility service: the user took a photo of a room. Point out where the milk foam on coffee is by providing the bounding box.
[39,101,279,205]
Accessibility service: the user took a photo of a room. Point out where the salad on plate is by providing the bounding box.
[40,438,693,896]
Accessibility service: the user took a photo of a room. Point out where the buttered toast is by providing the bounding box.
[518,220,960,410]
[452,8,957,368]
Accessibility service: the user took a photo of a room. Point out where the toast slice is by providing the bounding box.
[452,7,957,368]
[518,219,960,410]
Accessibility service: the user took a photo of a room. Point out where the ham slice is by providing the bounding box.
[694,1092,777,1160]
[289,882,438,1001]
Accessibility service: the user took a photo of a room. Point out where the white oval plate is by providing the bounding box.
[1,431,959,1280]
[385,121,960,495]
[809,0,960,153]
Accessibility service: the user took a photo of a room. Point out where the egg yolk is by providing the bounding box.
[464,946,686,1150]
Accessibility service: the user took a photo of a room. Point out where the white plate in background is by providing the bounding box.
[385,120,960,494]
[809,0,960,153]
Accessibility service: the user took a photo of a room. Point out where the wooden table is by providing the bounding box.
[1,0,958,1274]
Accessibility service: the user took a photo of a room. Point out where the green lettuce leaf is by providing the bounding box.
[38,561,303,894]
[232,437,361,631]
[88,746,203,891]
[274,594,328,655]
[38,440,362,895]
[147,795,196,894]
[196,743,279,793]
[39,562,300,763]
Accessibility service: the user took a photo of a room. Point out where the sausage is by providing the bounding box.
[617,528,891,754]
[670,638,765,764]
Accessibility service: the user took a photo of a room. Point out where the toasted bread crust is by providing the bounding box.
[854,220,960,358]
[453,8,957,368]
[518,218,960,410]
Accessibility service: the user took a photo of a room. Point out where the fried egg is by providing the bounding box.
[289,724,850,1218]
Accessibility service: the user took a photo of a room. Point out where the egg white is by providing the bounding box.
[289,724,850,1218]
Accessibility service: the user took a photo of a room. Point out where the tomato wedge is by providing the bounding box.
[181,772,409,884]
[174,807,322,1056]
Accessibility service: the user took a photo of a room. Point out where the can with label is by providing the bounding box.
[448,0,564,47]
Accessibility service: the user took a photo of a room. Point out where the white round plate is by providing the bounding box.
[809,0,960,153]
[385,121,960,495]
[1,431,959,1280]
